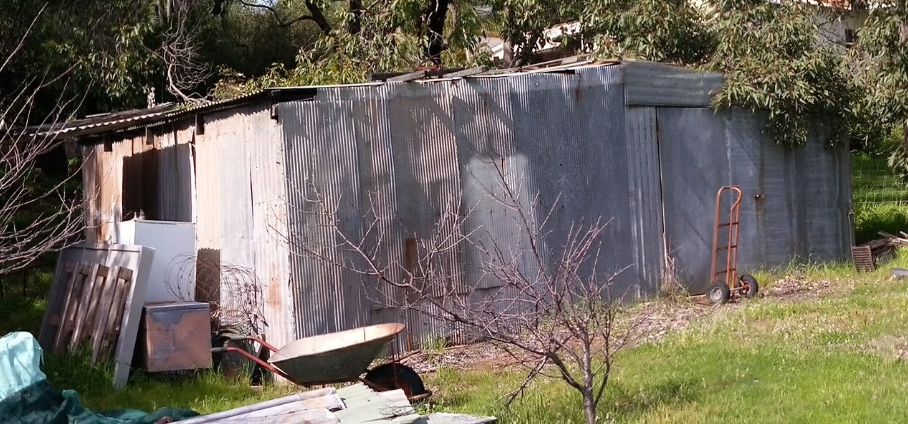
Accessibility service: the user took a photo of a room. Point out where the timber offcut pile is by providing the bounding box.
[177,383,495,424]
[852,231,908,272]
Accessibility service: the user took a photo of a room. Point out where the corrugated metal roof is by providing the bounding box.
[23,87,316,140]
[23,59,630,142]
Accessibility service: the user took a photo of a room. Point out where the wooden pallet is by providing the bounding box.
[49,262,134,363]
[852,245,875,272]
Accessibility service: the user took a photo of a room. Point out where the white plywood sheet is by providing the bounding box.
[107,219,197,302]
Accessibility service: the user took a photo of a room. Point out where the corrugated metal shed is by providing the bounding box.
[73,60,854,350]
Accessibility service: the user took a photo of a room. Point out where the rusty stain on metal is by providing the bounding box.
[141,302,212,373]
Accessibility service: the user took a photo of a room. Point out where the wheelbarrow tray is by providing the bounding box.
[267,323,404,385]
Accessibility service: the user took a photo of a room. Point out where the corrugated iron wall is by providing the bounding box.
[624,107,665,294]
[191,104,295,347]
[82,105,297,349]
[657,108,853,293]
[279,65,639,348]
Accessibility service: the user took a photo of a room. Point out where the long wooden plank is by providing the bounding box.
[50,263,79,349]
[70,263,102,348]
[91,265,114,362]
[100,266,129,360]
[40,256,76,349]
[54,263,85,354]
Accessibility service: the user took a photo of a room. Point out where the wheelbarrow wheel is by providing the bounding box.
[363,363,426,398]
[740,275,759,298]
[707,282,730,305]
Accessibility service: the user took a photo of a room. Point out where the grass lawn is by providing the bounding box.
[852,154,908,244]
[7,253,908,423]
[420,256,908,423]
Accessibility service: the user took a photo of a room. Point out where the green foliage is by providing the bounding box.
[584,0,714,65]
[853,2,908,177]
[0,1,164,114]
[855,3,908,129]
[200,1,325,79]
[214,0,493,98]
[707,0,851,148]
[855,203,908,244]
[852,154,908,244]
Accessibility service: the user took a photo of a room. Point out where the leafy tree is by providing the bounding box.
[853,1,908,176]
[706,0,853,148]
[583,0,713,65]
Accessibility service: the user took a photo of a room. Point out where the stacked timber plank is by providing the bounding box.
[179,384,496,424]
[853,231,908,272]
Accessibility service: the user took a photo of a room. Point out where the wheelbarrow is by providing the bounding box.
[210,323,430,401]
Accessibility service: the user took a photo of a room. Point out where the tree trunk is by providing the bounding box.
[503,7,515,67]
[583,390,597,424]
[903,121,908,160]
[349,0,363,34]
[424,0,450,65]
[580,342,598,424]
[305,1,332,35]
[503,40,514,67]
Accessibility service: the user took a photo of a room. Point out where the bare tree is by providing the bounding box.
[155,0,213,102]
[279,153,642,424]
[0,9,85,281]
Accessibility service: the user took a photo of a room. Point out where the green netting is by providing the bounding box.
[0,332,198,424]
[0,379,198,424]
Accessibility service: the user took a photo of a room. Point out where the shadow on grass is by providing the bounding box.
[605,378,701,419]
[43,349,285,414]
[426,362,704,424]
[0,296,46,336]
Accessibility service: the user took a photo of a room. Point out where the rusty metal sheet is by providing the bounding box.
[141,301,212,372]
[244,104,296,349]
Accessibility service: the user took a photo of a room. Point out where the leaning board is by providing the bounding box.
[39,242,154,390]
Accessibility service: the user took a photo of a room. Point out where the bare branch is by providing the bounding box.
[269,145,648,424]
[237,0,331,33]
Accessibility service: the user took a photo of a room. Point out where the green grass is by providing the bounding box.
[0,263,295,416]
[852,154,908,244]
[421,253,908,423]
[42,351,296,414]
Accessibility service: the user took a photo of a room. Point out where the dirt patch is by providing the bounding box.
[400,342,527,374]
[859,335,908,361]
[763,276,833,300]
[400,299,714,374]
[634,300,712,344]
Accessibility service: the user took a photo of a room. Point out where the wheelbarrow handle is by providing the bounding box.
[210,346,304,386]
[225,335,279,353]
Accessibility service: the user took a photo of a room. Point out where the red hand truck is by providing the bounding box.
[706,186,759,305]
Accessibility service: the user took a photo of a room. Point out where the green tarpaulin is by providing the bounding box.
[0,332,198,424]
